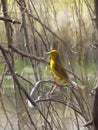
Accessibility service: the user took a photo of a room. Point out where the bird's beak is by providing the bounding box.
[46,52,50,55]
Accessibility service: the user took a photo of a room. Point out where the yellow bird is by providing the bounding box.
[47,50,70,84]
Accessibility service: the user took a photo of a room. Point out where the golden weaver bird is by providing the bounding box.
[47,50,70,84]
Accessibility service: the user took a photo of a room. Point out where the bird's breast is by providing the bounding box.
[50,59,55,70]
[50,59,61,79]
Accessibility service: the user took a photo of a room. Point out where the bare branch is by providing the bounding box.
[0,16,21,24]
[0,44,53,130]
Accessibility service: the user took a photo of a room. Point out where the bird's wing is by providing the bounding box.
[54,62,69,80]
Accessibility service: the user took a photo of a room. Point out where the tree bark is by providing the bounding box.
[93,3,98,129]
[93,87,98,130]
[94,0,98,30]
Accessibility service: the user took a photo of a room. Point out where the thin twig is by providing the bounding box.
[9,44,49,64]
[0,16,21,24]
[35,97,83,117]
[0,45,53,130]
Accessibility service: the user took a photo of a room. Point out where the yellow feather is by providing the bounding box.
[47,50,70,84]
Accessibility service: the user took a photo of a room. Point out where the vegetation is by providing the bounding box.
[0,0,98,130]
